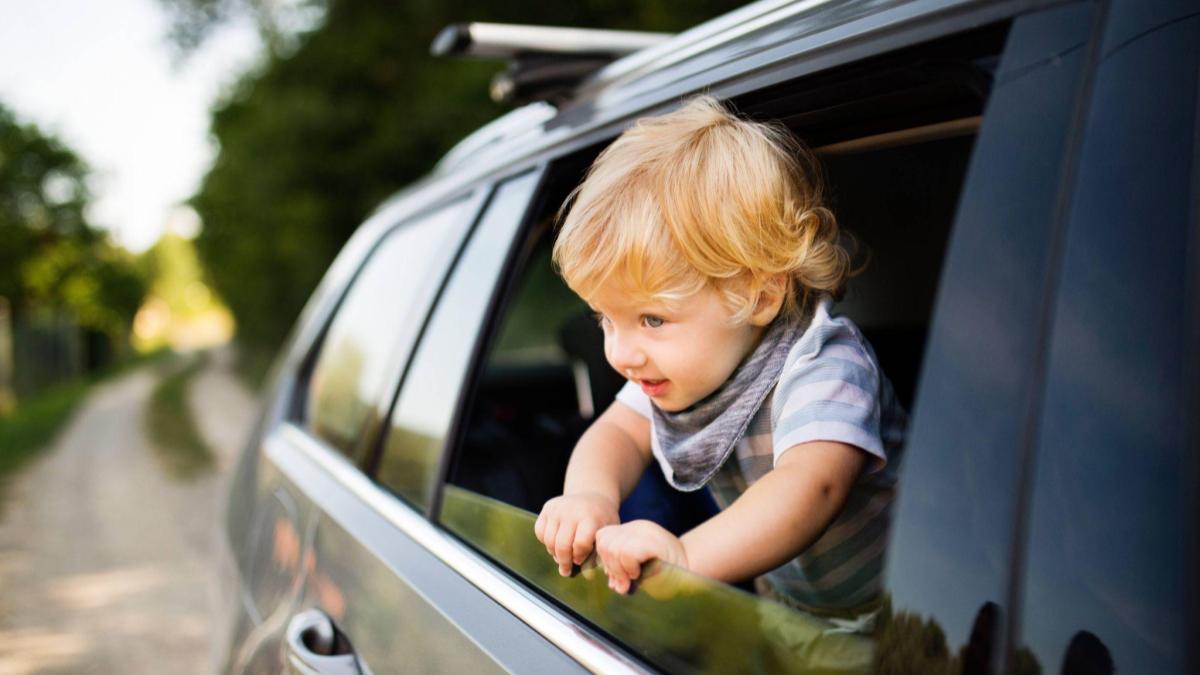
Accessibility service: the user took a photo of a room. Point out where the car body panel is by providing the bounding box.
[268,427,585,674]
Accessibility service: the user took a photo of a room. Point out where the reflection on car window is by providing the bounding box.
[306,199,470,460]
[441,486,875,673]
[377,172,539,509]
[878,7,1094,672]
[489,247,586,367]
[1015,7,1196,670]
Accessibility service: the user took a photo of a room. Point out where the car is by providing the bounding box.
[215,0,1199,673]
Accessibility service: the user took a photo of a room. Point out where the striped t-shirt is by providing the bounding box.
[616,296,907,617]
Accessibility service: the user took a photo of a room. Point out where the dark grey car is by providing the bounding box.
[215,0,1199,672]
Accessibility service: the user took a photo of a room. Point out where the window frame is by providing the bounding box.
[289,187,488,468]
[367,167,548,512]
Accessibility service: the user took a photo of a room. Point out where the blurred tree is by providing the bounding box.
[133,233,234,351]
[0,104,94,311]
[159,0,325,61]
[22,237,144,334]
[0,102,148,370]
[170,0,745,353]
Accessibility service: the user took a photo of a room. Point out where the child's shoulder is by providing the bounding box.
[771,299,882,417]
[769,299,893,463]
[782,298,880,379]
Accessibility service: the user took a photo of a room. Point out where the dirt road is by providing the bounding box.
[0,349,259,674]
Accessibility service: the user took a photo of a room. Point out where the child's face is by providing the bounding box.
[590,282,766,412]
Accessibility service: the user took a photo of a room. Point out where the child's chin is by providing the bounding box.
[652,397,691,413]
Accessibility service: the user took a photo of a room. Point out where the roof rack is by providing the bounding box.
[431,22,671,105]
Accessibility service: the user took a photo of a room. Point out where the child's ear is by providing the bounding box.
[749,274,788,326]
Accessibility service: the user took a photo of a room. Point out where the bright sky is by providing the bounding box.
[0,0,261,252]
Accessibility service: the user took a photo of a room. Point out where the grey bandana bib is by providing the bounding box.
[650,306,811,491]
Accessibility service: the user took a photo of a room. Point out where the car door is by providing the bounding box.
[218,174,584,674]
[845,3,1104,672]
[268,169,599,675]
[404,4,1109,674]
[218,189,486,674]
[1015,3,1199,673]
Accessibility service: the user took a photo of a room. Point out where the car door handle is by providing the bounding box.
[285,608,365,675]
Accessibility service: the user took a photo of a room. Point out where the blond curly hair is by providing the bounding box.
[553,95,850,323]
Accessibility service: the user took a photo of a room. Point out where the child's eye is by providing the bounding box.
[641,315,665,328]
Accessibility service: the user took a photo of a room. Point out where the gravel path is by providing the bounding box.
[0,348,259,674]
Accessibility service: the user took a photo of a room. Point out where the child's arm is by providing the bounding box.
[534,401,652,576]
[595,440,865,593]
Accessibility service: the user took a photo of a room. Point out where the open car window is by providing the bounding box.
[428,19,1020,673]
[412,8,1099,671]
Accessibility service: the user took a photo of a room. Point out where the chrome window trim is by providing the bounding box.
[269,423,649,675]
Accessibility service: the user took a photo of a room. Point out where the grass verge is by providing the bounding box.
[232,342,276,393]
[0,379,90,480]
[0,349,170,485]
[145,351,216,480]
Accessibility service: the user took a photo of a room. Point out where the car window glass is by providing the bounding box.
[306,198,472,460]
[1016,7,1198,673]
[377,171,540,510]
[876,6,1097,672]
[440,485,875,672]
[435,23,1028,673]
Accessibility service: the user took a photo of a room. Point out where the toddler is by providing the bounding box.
[534,96,906,620]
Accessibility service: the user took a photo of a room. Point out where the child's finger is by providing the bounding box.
[572,520,599,565]
[554,521,578,570]
[595,540,624,590]
[604,561,628,593]
[599,531,641,594]
[533,509,547,542]
[618,551,642,582]
[540,517,560,559]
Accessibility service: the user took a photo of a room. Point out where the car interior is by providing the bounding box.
[447,22,1007,555]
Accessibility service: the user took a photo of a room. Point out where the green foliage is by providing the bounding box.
[184,0,746,353]
[140,234,210,316]
[0,101,147,354]
[0,102,95,308]
[159,0,325,61]
[145,352,216,480]
[135,233,233,351]
[22,237,146,337]
[0,378,89,481]
[872,602,962,675]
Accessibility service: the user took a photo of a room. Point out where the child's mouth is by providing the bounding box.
[639,379,668,397]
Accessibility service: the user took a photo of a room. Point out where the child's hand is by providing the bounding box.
[534,493,620,576]
[595,520,688,594]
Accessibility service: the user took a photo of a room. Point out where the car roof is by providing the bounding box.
[369,0,1001,229]
[436,0,968,170]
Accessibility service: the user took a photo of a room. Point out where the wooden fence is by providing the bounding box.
[0,298,88,411]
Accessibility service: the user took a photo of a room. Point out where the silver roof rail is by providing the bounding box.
[431,22,672,105]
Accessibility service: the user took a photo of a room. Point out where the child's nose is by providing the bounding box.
[606,332,646,372]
